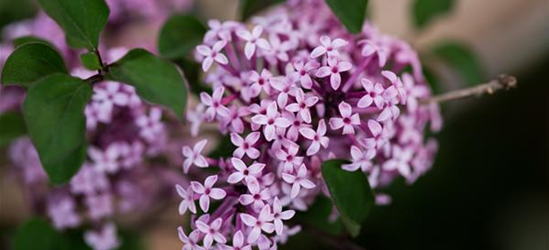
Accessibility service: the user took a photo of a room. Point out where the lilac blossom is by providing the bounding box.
[2,1,194,249]
[182,139,209,173]
[191,175,227,212]
[197,41,229,72]
[84,223,120,250]
[47,196,81,229]
[178,227,205,250]
[228,157,265,188]
[236,26,271,59]
[329,101,361,135]
[231,132,261,159]
[196,218,227,248]
[240,205,275,243]
[315,56,352,90]
[175,0,442,248]
[176,184,197,215]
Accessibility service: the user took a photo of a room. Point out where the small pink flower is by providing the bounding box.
[240,205,275,243]
[293,60,319,89]
[357,78,385,109]
[266,33,295,62]
[249,69,274,95]
[329,101,361,135]
[197,40,229,71]
[201,86,231,120]
[283,111,308,141]
[251,102,291,141]
[315,56,352,90]
[239,180,271,210]
[231,132,261,159]
[47,197,80,229]
[224,230,251,250]
[196,218,227,248]
[299,119,329,156]
[136,107,164,142]
[361,119,389,151]
[182,139,209,173]
[281,164,316,198]
[191,175,227,212]
[270,65,299,108]
[88,145,122,174]
[310,36,348,58]
[228,157,265,189]
[84,223,120,250]
[382,70,407,104]
[222,105,249,134]
[237,26,271,59]
[377,86,401,122]
[285,88,318,123]
[401,73,429,112]
[85,193,114,220]
[342,146,374,172]
[92,81,130,108]
[275,144,303,172]
[175,184,197,215]
[360,40,388,67]
[271,197,295,235]
[383,145,414,179]
[70,165,109,195]
[178,227,204,250]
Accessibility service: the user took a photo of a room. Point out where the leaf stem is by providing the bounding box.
[420,74,517,104]
[84,74,104,85]
[93,48,109,74]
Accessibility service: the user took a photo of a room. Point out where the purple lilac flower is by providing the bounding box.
[177,0,442,248]
[84,223,120,250]
[1,1,195,248]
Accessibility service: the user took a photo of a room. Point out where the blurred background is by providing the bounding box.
[1,0,548,249]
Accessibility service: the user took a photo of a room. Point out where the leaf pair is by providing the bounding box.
[2,0,188,184]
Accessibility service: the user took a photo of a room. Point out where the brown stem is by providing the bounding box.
[420,74,517,104]
[84,74,104,85]
[93,48,106,72]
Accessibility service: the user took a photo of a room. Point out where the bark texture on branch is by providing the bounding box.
[420,74,517,104]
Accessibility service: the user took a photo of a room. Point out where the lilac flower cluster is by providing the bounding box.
[178,0,442,248]
[6,48,175,250]
[1,1,195,249]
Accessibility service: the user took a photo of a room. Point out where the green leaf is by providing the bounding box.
[240,0,286,20]
[296,196,344,235]
[325,0,369,34]
[0,111,26,147]
[158,14,207,59]
[23,73,92,184]
[13,36,55,48]
[106,49,188,119]
[80,51,102,71]
[433,42,483,86]
[321,159,375,237]
[37,0,109,50]
[13,217,69,250]
[1,43,68,87]
[412,0,455,29]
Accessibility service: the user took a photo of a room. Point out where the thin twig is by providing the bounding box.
[84,74,104,85]
[420,74,518,104]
